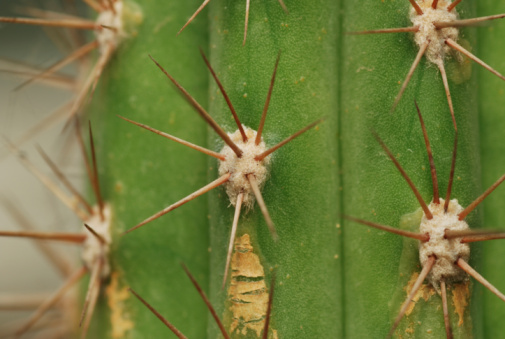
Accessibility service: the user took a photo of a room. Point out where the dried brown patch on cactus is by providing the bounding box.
[228,234,271,337]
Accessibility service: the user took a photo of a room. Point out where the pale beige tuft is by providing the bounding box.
[410,0,459,65]
[95,1,126,52]
[419,198,470,292]
[82,204,112,278]
[218,126,271,209]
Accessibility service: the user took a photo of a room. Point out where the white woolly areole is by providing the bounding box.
[218,127,271,209]
[419,198,470,291]
[82,204,112,278]
[410,0,459,65]
[95,1,126,53]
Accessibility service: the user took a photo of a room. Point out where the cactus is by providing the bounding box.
[2,0,505,338]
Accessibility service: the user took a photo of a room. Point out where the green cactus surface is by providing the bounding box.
[4,0,505,338]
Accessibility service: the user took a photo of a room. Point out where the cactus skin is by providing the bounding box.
[87,0,505,337]
[88,1,212,337]
[341,0,482,338]
[478,1,505,338]
[206,1,341,338]
[5,0,505,338]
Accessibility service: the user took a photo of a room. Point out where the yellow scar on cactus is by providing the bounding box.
[228,234,273,337]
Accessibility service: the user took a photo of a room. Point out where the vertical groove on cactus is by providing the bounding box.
[478,1,505,338]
